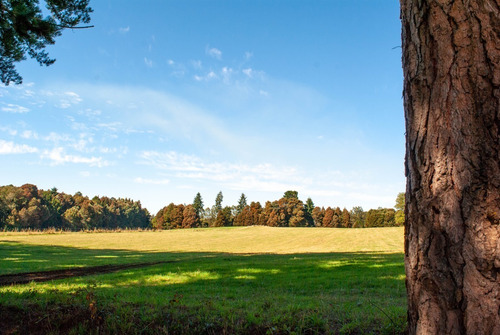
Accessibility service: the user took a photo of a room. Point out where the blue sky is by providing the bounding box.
[0,0,404,213]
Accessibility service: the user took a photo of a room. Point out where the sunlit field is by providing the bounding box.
[0,227,406,334]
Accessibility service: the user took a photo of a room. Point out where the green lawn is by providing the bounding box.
[0,227,407,334]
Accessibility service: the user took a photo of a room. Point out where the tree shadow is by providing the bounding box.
[0,241,407,334]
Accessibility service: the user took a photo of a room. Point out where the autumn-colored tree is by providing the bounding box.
[182,204,199,228]
[235,201,263,226]
[322,207,334,227]
[285,197,307,227]
[332,207,342,228]
[341,208,351,228]
[213,206,233,227]
[262,201,285,227]
[311,206,325,227]
[153,203,184,229]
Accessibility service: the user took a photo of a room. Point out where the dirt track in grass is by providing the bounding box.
[0,260,176,286]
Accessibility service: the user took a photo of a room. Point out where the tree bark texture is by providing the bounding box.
[401,0,500,334]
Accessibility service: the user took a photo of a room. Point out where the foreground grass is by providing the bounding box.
[0,227,406,334]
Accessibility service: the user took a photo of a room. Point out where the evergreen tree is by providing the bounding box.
[305,198,314,215]
[192,192,204,217]
[236,193,247,215]
[283,190,298,199]
[0,0,93,85]
[304,197,315,226]
[214,191,223,213]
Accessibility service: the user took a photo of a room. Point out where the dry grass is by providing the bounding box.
[1,226,403,254]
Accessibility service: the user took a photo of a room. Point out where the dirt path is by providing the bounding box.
[0,260,177,286]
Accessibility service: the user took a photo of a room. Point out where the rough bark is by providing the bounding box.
[401,0,500,334]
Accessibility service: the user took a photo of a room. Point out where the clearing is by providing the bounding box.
[0,226,406,334]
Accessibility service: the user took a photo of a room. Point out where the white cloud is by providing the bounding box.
[134,177,170,185]
[41,147,108,167]
[2,103,30,113]
[58,91,82,109]
[78,108,102,118]
[0,126,18,136]
[144,57,153,68]
[119,26,130,33]
[66,83,240,151]
[242,68,253,77]
[0,140,38,154]
[20,130,38,139]
[139,151,305,194]
[194,71,217,82]
[43,132,71,143]
[137,150,402,209]
[221,67,234,83]
[206,47,222,60]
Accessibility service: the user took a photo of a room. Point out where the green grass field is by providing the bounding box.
[0,227,407,334]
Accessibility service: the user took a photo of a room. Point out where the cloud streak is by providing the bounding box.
[2,103,30,113]
[0,140,38,154]
[41,147,109,167]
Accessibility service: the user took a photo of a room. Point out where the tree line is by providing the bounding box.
[0,184,404,231]
[0,184,150,230]
[152,190,405,229]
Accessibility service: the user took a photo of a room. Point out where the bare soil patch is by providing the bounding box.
[0,260,175,286]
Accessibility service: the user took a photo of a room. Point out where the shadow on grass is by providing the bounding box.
[0,241,407,334]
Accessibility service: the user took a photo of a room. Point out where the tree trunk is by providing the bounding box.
[401,0,500,334]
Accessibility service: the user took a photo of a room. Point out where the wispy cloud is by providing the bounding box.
[0,140,38,154]
[41,147,108,167]
[119,26,130,33]
[194,71,217,82]
[206,47,222,60]
[0,126,18,136]
[67,83,241,153]
[191,60,202,69]
[58,91,82,109]
[20,130,39,140]
[144,58,153,68]
[139,150,307,194]
[242,68,253,77]
[2,103,30,113]
[137,150,403,209]
[134,177,170,185]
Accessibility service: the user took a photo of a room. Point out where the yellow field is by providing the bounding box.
[1,226,404,254]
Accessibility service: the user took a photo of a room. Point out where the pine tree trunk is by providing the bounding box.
[401,0,500,334]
